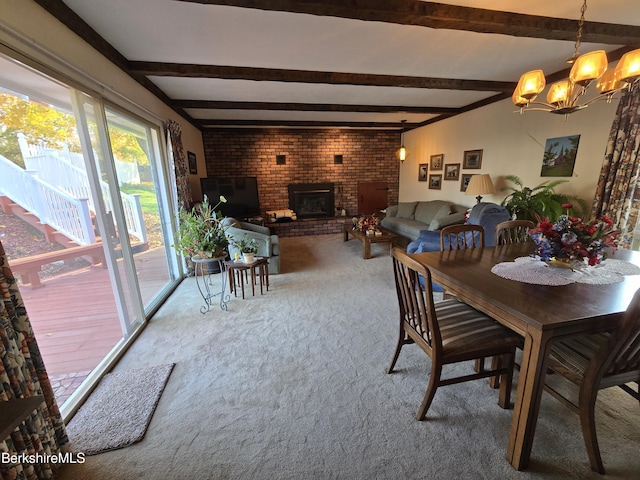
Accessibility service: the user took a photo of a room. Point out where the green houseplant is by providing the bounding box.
[500,175,588,223]
[231,235,259,263]
[173,195,229,259]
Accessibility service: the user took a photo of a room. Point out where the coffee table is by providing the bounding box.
[343,223,397,259]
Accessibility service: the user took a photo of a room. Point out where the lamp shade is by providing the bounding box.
[515,70,546,100]
[569,50,608,86]
[615,48,640,82]
[465,174,494,203]
[547,80,572,106]
[465,174,495,195]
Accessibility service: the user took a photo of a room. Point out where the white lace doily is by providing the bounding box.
[491,256,640,286]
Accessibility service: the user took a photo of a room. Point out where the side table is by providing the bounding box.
[225,257,269,299]
[192,256,230,313]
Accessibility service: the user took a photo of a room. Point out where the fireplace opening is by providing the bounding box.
[288,183,335,219]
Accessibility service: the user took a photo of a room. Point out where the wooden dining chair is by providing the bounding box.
[440,224,485,250]
[494,220,535,245]
[543,288,640,474]
[387,247,521,420]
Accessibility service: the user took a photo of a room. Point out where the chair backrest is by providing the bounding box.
[589,288,640,389]
[440,224,485,250]
[495,220,535,245]
[391,248,441,352]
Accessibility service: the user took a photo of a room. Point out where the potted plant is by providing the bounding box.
[232,235,259,263]
[173,195,229,259]
[500,175,588,223]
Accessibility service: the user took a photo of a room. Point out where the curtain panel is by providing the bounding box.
[0,240,69,479]
[591,88,640,248]
[165,120,193,212]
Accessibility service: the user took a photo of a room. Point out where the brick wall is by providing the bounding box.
[202,129,400,218]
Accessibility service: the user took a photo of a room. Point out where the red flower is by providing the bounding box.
[562,203,573,210]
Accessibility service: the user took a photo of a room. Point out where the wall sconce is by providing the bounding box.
[334,154,343,164]
[397,120,409,163]
[276,154,286,165]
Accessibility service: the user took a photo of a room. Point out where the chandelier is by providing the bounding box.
[513,0,640,115]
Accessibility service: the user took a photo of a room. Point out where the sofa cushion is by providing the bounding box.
[396,202,418,219]
[428,211,467,230]
[414,200,452,225]
[385,205,399,217]
[380,216,427,240]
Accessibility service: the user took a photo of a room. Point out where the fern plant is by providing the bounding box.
[500,175,588,223]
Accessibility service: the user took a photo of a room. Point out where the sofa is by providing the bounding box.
[380,200,468,244]
[221,218,281,274]
[406,202,511,253]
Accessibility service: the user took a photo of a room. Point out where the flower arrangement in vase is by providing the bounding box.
[232,235,259,263]
[352,215,380,235]
[528,204,620,267]
[173,195,229,259]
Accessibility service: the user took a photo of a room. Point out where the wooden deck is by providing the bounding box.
[14,247,173,405]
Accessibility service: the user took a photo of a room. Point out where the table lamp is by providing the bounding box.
[465,174,495,204]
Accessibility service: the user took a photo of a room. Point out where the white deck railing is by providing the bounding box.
[0,146,146,245]
[0,157,95,245]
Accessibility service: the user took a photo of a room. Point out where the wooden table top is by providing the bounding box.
[411,244,640,333]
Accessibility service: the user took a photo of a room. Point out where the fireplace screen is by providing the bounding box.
[288,183,335,219]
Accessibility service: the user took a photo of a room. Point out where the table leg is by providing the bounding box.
[506,329,553,470]
[363,238,371,259]
[250,268,256,296]
[228,268,234,295]
[258,265,264,295]
[343,228,350,242]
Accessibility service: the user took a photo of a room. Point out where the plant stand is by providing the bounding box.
[192,256,230,313]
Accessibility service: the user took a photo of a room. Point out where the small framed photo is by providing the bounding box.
[418,163,428,181]
[187,151,197,174]
[430,154,443,171]
[460,173,473,192]
[463,149,483,169]
[429,174,442,190]
[444,163,460,180]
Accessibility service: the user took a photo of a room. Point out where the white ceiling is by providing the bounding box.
[41,0,640,129]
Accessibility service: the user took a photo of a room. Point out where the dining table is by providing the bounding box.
[410,243,640,471]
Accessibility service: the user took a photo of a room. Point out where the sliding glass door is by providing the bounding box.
[0,54,180,414]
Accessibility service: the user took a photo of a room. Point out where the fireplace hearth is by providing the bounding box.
[288,183,335,219]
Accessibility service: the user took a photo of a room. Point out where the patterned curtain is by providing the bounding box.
[165,119,193,212]
[0,240,69,479]
[591,88,640,248]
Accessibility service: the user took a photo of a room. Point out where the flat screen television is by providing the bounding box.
[200,177,261,219]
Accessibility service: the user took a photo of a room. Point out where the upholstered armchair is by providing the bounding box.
[221,218,281,274]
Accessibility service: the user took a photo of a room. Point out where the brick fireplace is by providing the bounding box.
[202,129,400,235]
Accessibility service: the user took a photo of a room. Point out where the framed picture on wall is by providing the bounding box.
[418,163,428,181]
[430,154,443,170]
[460,174,473,192]
[541,134,580,177]
[444,163,460,180]
[463,149,483,169]
[187,151,197,174]
[429,174,442,190]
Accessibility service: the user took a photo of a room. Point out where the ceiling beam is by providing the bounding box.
[178,0,640,45]
[174,100,460,114]
[196,119,412,128]
[131,62,514,92]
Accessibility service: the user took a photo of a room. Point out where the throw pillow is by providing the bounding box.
[396,202,418,219]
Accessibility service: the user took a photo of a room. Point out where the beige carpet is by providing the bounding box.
[58,234,640,479]
[65,363,175,455]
